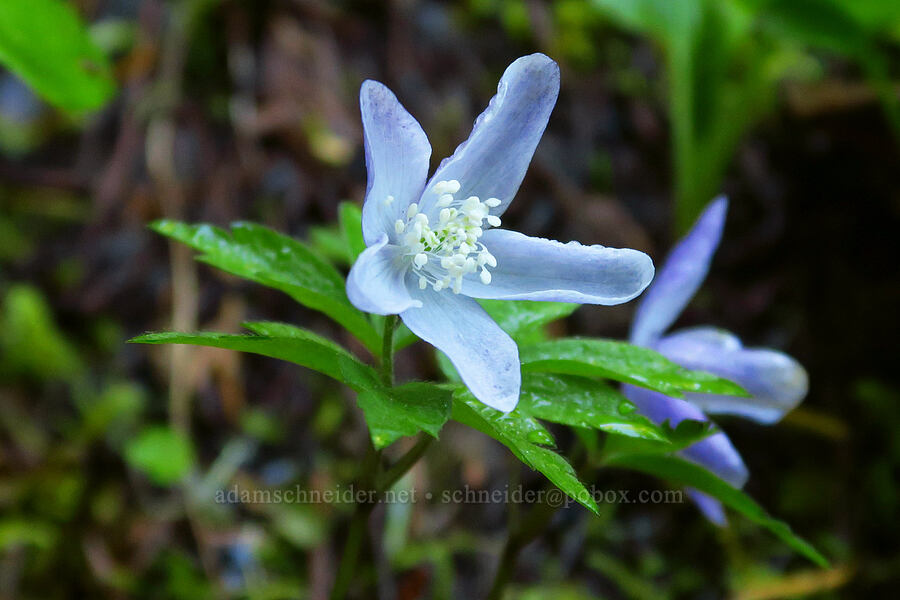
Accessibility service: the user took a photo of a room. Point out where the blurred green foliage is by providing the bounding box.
[471,0,900,231]
[591,0,900,231]
[0,0,116,112]
[1,0,898,597]
[124,426,196,486]
[0,285,83,381]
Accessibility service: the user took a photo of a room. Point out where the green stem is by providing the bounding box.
[487,444,590,599]
[379,315,397,386]
[330,441,380,600]
[331,314,406,599]
[486,497,558,600]
[376,434,433,491]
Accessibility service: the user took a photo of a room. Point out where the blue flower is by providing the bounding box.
[347,54,654,412]
[626,196,809,524]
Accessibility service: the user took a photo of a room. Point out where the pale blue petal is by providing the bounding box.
[656,326,809,424]
[418,54,559,218]
[630,196,728,346]
[347,234,421,315]
[687,489,728,527]
[360,80,432,245]
[623,385,749,489]
[400,285,520,412]
[460,229,654,305]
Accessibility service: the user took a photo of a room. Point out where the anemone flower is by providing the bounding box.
[347,54,654,412]
[625,196,808,524]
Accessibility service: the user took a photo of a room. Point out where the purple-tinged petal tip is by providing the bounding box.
[630,196,729,346]
[359,79,431,245]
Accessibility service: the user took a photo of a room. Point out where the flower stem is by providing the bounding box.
[330,440,381,600]
[487,444,590,599]
[379,315,397,386]
[332,314,416,600]
[377,434,433,491]
[486,496,558,600]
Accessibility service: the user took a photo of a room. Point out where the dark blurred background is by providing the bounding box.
[1,1,898,598]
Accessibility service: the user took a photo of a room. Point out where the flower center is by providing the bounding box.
[390,179,500,294]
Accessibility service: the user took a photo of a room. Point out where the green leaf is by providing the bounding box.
[591,0,702,46]
[0,519,57,551]
[150,220,380,352]
[124,426,195,486]
[395,299,578,352]
[479,299,579,343]
[129,324,380,391]
[306,202,365,268]
[77,381,145,440]
[452,389,599,514]
[517,373,669,441]
[600,419,717,460]
[339,202,367,264]
[604,453,829,567]
[587,552,661,600]
[755,0,900,139]
[308,225,350,266]
[520,338,747,397]
[0,285,83,381]
[592,0,780,232]
[265,504,328,549]
[756,0,869,56]
[130,323,451,448]
[392,323,421,352]
[434,350,460,382]
[0,0,116,112]
[358,382,453,449]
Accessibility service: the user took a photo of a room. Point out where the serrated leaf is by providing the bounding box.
[518,373,669,441]
[520,338,747,397]
[241,320,349,355]
[129,327,379,391]
[131,323,450,449]
[150,220,379,353]
[604,453,828,567]
[0,0,116,112]
[452,390,598,514]
[358,382,453,449]
[124,426,194,486]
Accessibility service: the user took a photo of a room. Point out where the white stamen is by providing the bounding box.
[384,195,395,206]
[390,182,497,293]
